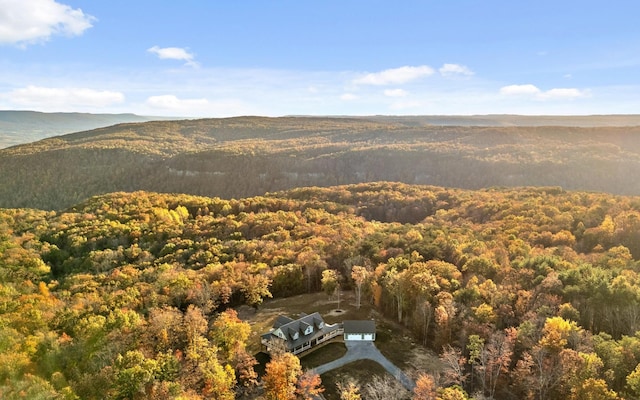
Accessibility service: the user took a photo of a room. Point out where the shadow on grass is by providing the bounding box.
[300,342,348,370]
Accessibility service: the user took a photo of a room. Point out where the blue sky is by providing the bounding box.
[1,0,639,117]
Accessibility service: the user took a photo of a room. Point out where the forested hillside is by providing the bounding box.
[0,111,166,149]
[2,116,640,210]
[2,183,640,398]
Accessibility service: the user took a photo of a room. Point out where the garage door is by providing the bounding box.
[363,334,374,341]
[346,334,362,340]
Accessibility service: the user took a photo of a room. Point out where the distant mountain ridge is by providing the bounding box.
[361,114,640,127]
[2,115,640,210]
[0,110,176,148]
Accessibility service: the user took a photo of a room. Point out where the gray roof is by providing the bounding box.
[262,312,337,351]
[343,320,376,334]
[273,315,294,328]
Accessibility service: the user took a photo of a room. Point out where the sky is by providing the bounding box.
[0,0,639,117]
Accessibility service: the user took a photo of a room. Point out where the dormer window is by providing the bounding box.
[305,325,313,335]
[292,332,299,340]
[318,321,324,329]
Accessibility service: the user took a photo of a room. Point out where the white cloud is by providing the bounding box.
[500,84,542,96]
[541,88,587,99]
[384,89,408,97]
[439,63,474,77]
[0,0,94,46]
[8,86,124,108]
[500,84,588,100]
[340,93,359,101]
[353,65,434,85]
[147,46,199,67]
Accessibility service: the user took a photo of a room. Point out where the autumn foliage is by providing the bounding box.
[2,182,640,398]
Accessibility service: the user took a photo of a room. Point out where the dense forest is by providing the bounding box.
[2,116,640,210]
[3,182,640,398]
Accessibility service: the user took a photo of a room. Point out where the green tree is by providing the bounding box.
[467,334,486,394]
[626,363,640,398]
[210,309,251,361]
[113,351,158,400]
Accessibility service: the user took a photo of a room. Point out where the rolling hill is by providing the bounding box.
[0,110,175,148]
[2,115,640,210]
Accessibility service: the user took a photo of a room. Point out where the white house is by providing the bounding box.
[343,320,376,341]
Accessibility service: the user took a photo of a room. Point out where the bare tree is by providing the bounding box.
[440,345,468,387]
[362,375,410,400]
[351,265,370,310]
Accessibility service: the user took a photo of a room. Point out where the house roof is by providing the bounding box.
[262,312,336,351]
[343,320,376,334]
[273,315,294,329]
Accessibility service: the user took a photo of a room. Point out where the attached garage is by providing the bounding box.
[343,320,376,341]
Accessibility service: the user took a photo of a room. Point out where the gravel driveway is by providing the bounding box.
[311,340,415,391]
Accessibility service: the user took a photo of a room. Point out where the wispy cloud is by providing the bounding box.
[499,84,542,96]
[147,46,199,67]
[541,88,589,100]
[7,86,124,109]
[0,61,613,117]
[353,65,434,85]
[439,63,474,77]
[0,0,95,46]
[500,84,588,100]
[384,89,408,97]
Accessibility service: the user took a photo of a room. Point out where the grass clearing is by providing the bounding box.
[240,290,443,393]
[299,342,347,370]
